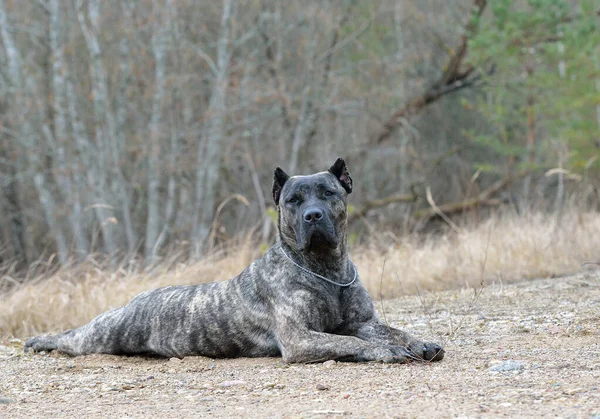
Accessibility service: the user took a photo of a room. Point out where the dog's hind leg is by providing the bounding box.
[25,306,141,356]
[24,333,60,353]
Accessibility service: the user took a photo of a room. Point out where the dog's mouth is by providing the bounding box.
[298,226,339,252]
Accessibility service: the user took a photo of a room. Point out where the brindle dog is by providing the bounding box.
[25,158,444,363]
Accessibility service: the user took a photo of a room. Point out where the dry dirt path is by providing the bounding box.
[1,273,600,418]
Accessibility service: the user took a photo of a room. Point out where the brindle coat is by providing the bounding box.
[25,158,444,363]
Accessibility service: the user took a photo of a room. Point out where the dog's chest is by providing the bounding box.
[312,288,345,333]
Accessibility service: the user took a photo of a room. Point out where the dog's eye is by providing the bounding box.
[288,197,299,204]
[325,190,335,197]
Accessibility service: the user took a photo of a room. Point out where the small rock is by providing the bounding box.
[262,382,276,389]
[342,393,350,399]
[563,388,583,396]
[323,360,336,367]
[489,360,525,372]
[316,384,330,391]
[169,357,183,363]
[0,397,13,404]
[218,380,246,388]
[478,404,490,412]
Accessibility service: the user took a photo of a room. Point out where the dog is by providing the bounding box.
[25,158,444,363]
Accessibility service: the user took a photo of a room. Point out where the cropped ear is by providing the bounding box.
[272,167,290,205]
[328,158,353,194]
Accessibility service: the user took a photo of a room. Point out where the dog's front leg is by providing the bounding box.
[276,327,411,363]
[349,320,444,362]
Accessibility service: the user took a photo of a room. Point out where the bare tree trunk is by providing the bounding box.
[0,145,27,267]
[259,8,293,147]
[190,0,236,259]
[65,52,95,212]
[554,42,566,216]
[247,148,272,242]
[154,125,178,257]
[117,0,133,152]
[288,13,319,175]
[289,85,315,174]
[288,4,352,174]
[34,174,69,263]
[0,0,69,265]
[114,0,138,254]
[64,66,114,260]
[240,58,272,242]
[145,0,169,263]
[394,2,410,196]
[158,4,187,250]
[76,0,120,258]
[49,0,90,259]
[154,2,183,257]
[522,50,536,204]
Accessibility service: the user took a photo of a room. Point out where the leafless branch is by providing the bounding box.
[371,0,488,146]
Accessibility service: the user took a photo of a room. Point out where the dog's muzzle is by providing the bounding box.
[297,206,338,251]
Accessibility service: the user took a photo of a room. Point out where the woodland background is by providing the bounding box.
[0,0,599,276]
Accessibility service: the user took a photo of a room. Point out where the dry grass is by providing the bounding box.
[357,210,600,297]
[0,238,258,339]
[1,210,599,339]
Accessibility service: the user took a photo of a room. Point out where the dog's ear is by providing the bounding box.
[328,158,352,194]
[272,167,290,205]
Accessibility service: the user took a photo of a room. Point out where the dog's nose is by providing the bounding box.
[303,208,324,224]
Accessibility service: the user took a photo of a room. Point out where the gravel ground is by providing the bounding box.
[1,273,600,418]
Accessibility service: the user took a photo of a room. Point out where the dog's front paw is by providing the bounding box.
[24,335,58,353]
[355,346,408,363]
[374,346,413,364]
[409,341,444,362]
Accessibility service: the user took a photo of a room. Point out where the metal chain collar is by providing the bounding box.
[279,246,358,287]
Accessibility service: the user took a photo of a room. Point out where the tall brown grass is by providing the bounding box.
[2,210,599,339]
[357,210,600,297]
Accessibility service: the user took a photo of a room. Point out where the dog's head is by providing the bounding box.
[272,158,353,255]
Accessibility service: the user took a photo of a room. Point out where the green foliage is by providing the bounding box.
[470,133,525,157]
[260,243,270,255]
[348,232,359,246]
[472,163,499,174]
[347,204,356,215]
[266,207,278,224]
[467,0,600,174]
